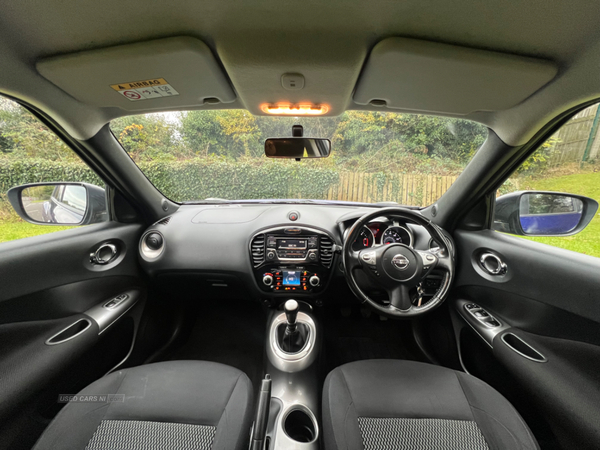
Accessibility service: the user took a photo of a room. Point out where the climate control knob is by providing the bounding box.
[309,275,320,287]
[263,275,274,286]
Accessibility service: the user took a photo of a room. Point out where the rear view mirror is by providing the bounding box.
[7,182,107,226]
[494,191,598,236]
[265,138,331,159]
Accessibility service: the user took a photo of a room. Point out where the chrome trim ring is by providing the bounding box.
[140,230,165,260]
[268,312,317,373]
[480,252,507,275]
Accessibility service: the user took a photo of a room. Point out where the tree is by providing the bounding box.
[180,110,230,157]
[216,110,261,157]
[111,114,181,162]
[0,98,76,160]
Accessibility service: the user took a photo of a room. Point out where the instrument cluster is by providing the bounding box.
[351,220,413,251]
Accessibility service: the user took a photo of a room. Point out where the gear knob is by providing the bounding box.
[284,299,299,329]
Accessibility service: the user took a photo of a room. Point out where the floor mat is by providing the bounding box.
[321,306,423,376]
[160,299,266,391]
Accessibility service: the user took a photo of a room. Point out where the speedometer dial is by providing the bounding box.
[352,227,375,251]
[382,226,412,246]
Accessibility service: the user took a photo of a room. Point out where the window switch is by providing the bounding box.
[104,294,128,309]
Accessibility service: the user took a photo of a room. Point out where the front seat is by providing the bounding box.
[33,361,253,450]
[323,360,538,450]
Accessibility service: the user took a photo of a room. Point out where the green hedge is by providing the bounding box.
[0,159,102,193]
[0,159,339,202]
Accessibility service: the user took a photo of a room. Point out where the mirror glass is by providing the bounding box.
[21,184,87,224]
[519,193,583,235]
[265,138,331,158]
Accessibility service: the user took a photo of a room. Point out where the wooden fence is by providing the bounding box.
[548,104,600,166]
[326,172,458,206]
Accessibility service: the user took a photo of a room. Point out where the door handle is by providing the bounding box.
[480,253,507,275]
[90,243,118,265]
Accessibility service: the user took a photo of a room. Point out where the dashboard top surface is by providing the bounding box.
[138,203,437,297]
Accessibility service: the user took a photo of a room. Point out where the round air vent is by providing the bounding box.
[140,231,165,260]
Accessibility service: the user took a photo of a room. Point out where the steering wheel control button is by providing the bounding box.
[361,251,376,265]
[288,211,300,221]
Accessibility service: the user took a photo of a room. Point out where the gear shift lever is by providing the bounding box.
[278,299,309,353]
[284,299,299,332]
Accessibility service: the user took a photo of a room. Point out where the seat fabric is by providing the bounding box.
[33,360,253,450]
[322,360,539,450]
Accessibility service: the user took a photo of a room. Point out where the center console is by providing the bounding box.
[256,300,321,450]
[250,227,336,295]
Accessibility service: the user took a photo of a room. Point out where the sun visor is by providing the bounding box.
[37,37,236,111]
[353,38,558,115]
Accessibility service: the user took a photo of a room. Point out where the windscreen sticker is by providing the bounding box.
[110,78,179,101]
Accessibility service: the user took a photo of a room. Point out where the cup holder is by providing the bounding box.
[283,408,317,443]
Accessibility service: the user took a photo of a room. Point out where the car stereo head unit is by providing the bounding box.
[267,234,319,261]
[251,227,336,294]
[277,238,307,250]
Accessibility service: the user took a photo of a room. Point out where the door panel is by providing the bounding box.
[0,222,143,303]
[451,229,600,449]
[0,222,146,450]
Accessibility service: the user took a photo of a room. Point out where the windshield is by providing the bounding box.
[111,111,487,205]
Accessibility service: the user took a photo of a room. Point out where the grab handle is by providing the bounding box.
[501,332,547,363]
[45,318,91,345]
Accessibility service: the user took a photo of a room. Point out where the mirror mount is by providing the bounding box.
[292,125,303,161]
[292,125,304,137]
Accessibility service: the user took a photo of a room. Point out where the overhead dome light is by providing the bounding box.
[261,103,329,115]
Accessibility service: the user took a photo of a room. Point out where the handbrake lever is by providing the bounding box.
[250,374,271,450]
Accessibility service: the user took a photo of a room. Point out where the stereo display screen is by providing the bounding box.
[277,239,307,250]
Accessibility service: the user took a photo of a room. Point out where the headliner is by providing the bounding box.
[1,0,600,145]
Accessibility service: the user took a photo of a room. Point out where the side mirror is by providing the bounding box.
[494,191,598,236]
[7,182,107,226]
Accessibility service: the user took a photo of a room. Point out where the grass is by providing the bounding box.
[1,171,598,253]
[0,219,76,243]
[518,171,600,258]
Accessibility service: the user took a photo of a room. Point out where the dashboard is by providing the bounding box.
[138,203,444,302]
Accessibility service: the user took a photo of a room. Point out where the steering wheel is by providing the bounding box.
[342,207,455,318]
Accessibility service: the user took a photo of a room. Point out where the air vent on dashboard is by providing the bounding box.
[251,234,265,267]
[155,216,172,226]
[320,236,334,268]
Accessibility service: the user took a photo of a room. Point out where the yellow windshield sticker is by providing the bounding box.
[110,78,179,101]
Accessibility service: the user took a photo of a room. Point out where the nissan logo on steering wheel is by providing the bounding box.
[391,254,410,270]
